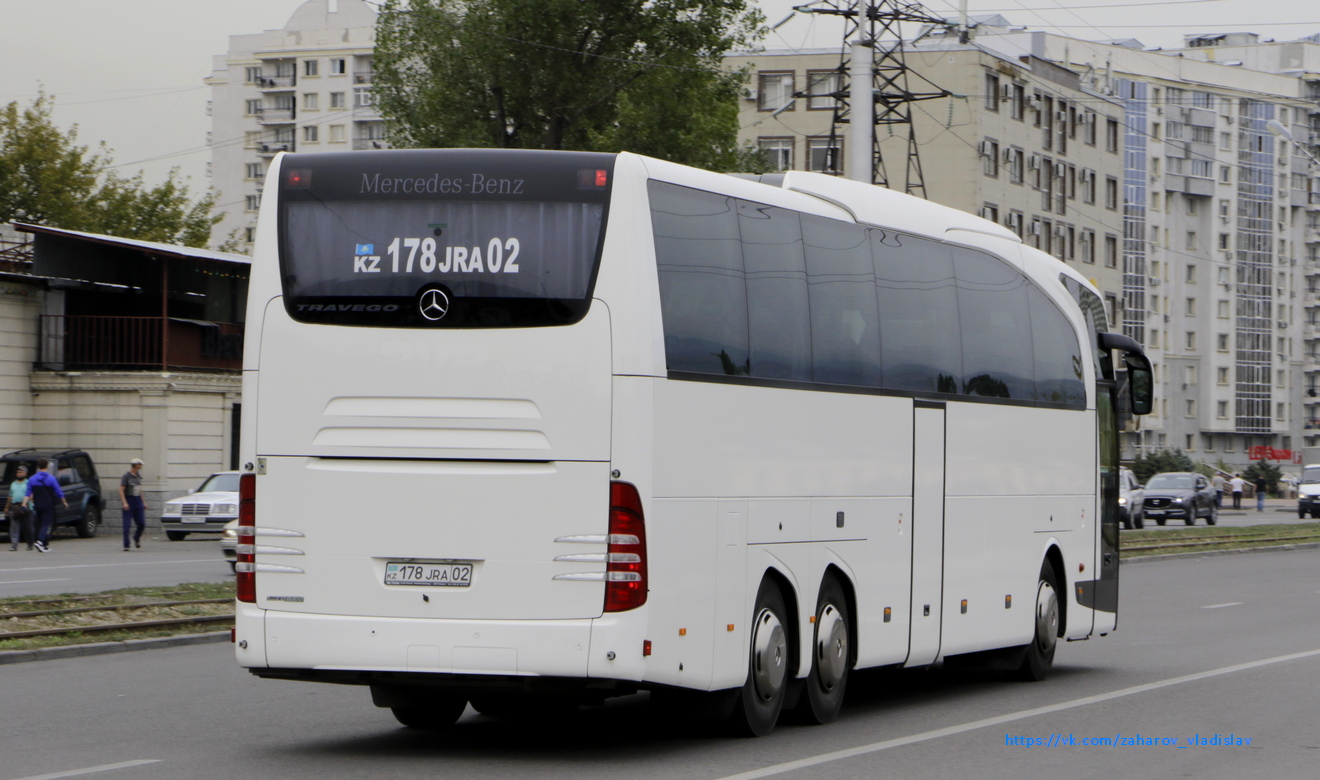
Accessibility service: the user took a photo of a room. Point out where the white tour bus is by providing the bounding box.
[235,149,1152,736]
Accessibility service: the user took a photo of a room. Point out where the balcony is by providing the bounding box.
[354,71,373,84]
[255,107,296,125]
[255,75,296,91]
[352,138,388,150]
[37,316,243,373]
[256,142,294,157]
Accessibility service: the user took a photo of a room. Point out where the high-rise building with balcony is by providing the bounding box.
[207,0,384,251]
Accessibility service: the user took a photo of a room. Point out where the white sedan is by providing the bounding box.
[160,472,240,541]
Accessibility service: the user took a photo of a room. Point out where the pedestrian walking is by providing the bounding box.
[1255,475,1269,513]
[1230,474,1246,510]
[7,465,33,550]
[1212,473,1226,509]
[119,458,148,551]
[24,458,67,552]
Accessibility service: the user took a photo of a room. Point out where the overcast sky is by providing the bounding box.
[1,0,1317,207]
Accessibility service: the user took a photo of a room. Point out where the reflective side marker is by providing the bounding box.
[727,624,735,632]
[809,615,816,623]
[961,599,968,614]
[643,640,652,657]
[884,607,892,623]
[1005,595,1012,609]
[678,628,687,636]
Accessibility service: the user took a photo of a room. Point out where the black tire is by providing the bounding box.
[166,531,187,541]
[75,507,100,538]
[1133,512,1144,530]
[1121,514,1132,530]
[390,695,467,729]
[799,576,851,725]
[731,580,791,737]
[1184,515,1196,526]
[1156,517,1166,526]
[1300,510,1306,519]
[1207,505,1217,526]
[1013,561,1060,682]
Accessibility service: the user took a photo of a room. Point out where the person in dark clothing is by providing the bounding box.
[8,465,33,550]
[119,458,148,551]
[24,458,67,553]
[1255,476,1269,512]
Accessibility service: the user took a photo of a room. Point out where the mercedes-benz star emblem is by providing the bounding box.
[419,288,450,321]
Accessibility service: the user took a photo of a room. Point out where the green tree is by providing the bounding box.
[1130,448,1197,484]
[373,0,764,170]
[0,94,218,247]
[1242,460,1283,497]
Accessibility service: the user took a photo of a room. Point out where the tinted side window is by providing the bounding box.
[953,248,1033,399]
[57,459,74,486]
[73,456,94,483]
[740,201,811,381]
[650,182,749,375]
[874,232,961,393]
[1028,286,1086,404]
[802,215,881,387]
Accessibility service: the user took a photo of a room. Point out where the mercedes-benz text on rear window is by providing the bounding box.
[278,149,614,327]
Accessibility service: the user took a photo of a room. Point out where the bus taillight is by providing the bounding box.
[604,481,647,612]
[236,473,256,603]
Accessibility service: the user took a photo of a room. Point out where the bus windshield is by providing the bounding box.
[277,149,614,328]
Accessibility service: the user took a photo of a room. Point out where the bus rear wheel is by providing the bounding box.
[732,580,790,737]
[799,576,851,725]
[390,695,467,730]
[1013,562,1059,682]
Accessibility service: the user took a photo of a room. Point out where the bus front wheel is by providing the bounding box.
[732,581,791,737]
[799,576,851,725]
[1013,562,1059,682]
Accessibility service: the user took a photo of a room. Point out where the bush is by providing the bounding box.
[1130,448,1197,484]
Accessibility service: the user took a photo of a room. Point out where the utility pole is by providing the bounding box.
[795,0,951,196]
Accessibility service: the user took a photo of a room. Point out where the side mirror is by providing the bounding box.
[1099,332,1153,416]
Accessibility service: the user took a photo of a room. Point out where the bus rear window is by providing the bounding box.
[277,150,614,328]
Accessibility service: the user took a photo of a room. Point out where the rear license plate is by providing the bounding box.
[384,561,473,587]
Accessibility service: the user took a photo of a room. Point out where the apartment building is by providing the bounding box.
[729,21,1320,472]
[206,0,385,251]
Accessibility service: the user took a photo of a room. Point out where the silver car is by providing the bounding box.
[160,471,240,541]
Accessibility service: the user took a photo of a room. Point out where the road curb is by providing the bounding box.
[1124,542,1320,564]
[0,630,230,666]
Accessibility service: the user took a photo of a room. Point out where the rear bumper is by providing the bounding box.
[236,604,650,686]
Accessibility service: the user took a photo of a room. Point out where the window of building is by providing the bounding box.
[329,124,345,142]
[1185,365,1197,385]
[1106,119,1120,153]
[1191,126,1214,144]
[1010,83,1026,120]
[1081,229,1095,263]
[807,137,841,173]
[1217,300,1229,318]
[1186,434,1196,450]
[1009,148,1025,184]
[244,227,255,243]
[1218,366,1229,385]
[1219,233,1231,250]
[1185,297,1197,316]
[1151,192,1162,211]
[984,73,1001,111]
[245,66,262,84]
[1217,401,1228,419]
[1186,231,1197,250]
[1189,159,1212,178]
[982,139,999,177]
[758,72,795,112]
[245,163,263,180]
[330,92,346,109]
[1219,132,1232,150]
[303,93,319,111]
[758,137,793,171]
[1203,433,1215,451]
[1186,196,1198,215]
[303,125,319,143]
[1217,333,1229,351]
[245,194,261,211]
[330,58,347,75]
[1105,176,1118,210]
[245,99,261,116]
[1220,165,1231,183]
[806,71,841,110]
[981,204,999,223]
[1104,235,1118,268]
[1191,91,1214,109]
[354,86,374,107]
[244,131,261,149]
[304,60,319,77]
[1186,264,1197,284]
[1185,331,1196,350]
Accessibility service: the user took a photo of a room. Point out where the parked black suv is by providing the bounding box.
[0,449,105,539]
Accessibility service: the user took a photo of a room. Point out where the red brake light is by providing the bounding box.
[595,169,608,187]
[604,481,647,613]
[236,473,256,603]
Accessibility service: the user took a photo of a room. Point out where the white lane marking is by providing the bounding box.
[711,647,1320,780]
[0,560,215,574]
[9,759,161,780]
[0,578,70,585]
[1202,602,1244,609]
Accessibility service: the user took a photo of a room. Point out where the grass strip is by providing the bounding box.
[1121,522,1320,557]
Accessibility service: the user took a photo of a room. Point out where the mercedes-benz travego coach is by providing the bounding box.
[233,148,1152,736]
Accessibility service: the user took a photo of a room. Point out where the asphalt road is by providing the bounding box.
[2,548,1318,780]
[0,529,230,598]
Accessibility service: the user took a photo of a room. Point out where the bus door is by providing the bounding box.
[906,400,946,666]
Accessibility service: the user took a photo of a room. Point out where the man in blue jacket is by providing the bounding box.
[24,458,67,553]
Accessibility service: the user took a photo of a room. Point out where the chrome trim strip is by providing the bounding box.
[552,572,606,582]
[254,563,304,574]
[554,534,607,544]
[554,553,606,563]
